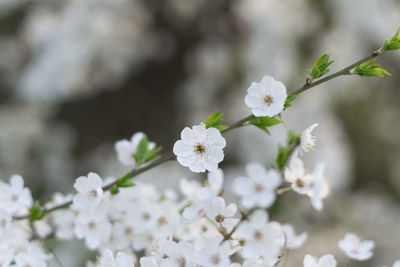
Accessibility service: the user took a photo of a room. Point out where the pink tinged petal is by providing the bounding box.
[173,140,191,156]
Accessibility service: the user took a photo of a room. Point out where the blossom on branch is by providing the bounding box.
[173,124,226,173]
[338,233,375,261]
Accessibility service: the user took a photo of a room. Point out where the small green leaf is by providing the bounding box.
[276,146,289,169]
[355,60,392,78]
[249,116,281,134]
[205,112,224,128]
[384,28,400,51]
[29,204,46,222]
[308,54,334,80]
[110,186,120,195]
[133,137,149,163]
[288,131,300,146]
[284,99,292,109]
[118,182,136,188]
[214,125,229,132]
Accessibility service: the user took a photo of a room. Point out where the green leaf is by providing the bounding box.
[214,125,229,132]
[249,116,281,134]
[118,182,136,188]
[384,28,400,51]
[110,187,120,195]
[308,54,334,80]
[284,99,292,109]
[355,60,392,78]
[276,146,289,169]
[29,204,46,222]
[205,112,224,128]
[133,137,149,163]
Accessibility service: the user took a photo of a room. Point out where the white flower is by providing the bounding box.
[52,209,77,239]
[140,256,158,267]
[232,162,281,209]
[233,210,284,263]
[173,124,226,173]
[196,169,224,200]
[0,245,13,267]
[207,197,238,232]
[73,172,104,210]
[299,123,318,156]
[75,209,111,250]
[194,239,231,267]
[14,242,51,267]
[338,233,374,261]
[96,249,134,267]
[307,163,330,211]
[0,210,11,239]
[115,132,155,166]
[303,254,337,267]
[0,175,33,215]
[383,261,400,267]
[244,75,287,117]
[282,223,307,249]
[284,156,314,195]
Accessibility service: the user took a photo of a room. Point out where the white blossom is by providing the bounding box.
[73,172,104,211]
[299,123,318,156]
[303,254,337,267]
[52,209,77,239]
[0,210,11,239]
[383,261,400,267]
[0,175,32,215]
[207,197,238,232]
[307,163,330,211]
[284,156,314,195]
[338,233,374,261]
[14,242,51,267]
[96,249,135,267]
[194,239,231,267]
[282,223,307,250]
[244,75,287,117]
[0,245,13,267]
[233,210,284,263]
[173,124,226,173]
[232,162,281,209]
[115,132,155,166]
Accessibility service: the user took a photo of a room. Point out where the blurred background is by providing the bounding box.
[0,0,399,265]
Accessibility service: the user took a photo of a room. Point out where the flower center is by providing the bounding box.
[296,178,305,187]
[210,254,221,265]
[254,230,263,240]
[194,144,206,155]
[254,183,264,192]
[88,221,97,229]
[264,95,273,106]
[88,190,98,198]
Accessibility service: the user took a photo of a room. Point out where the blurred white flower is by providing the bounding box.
[0,175,33,215]
[233,210,284,263]
[308,163,330,211]
[383,260,400,267]
[208,197,238,232]
[173,124,226,173]
[0,246,13,267]
[282,223,307,249]
[338,233,374,261]
[232,162,281,209]
[196,169,224,200]
[194,239,231,267]
[52,209,77,239]
[75,209,111,250]
[73,172,104,211]
[0,210,11,238]
[303,254,337,267]
[244,75,287,117]
[299,123,318,156]
[115,132,155,166]
[284,156,314,195]
[14,241,51,267]
[96,249,134,267]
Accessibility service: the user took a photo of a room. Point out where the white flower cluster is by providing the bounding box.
[0,75,397,267]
